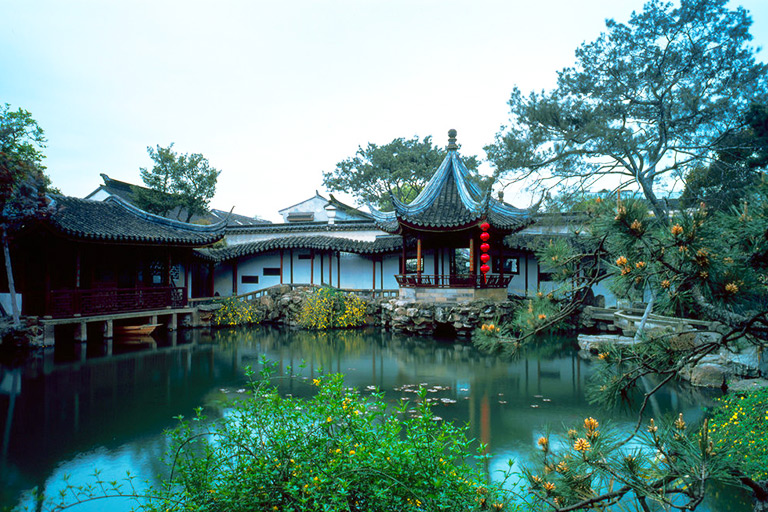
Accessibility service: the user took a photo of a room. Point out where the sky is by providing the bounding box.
[2,0,767,222]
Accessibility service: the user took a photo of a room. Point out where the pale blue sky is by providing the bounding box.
[2,0,766,221]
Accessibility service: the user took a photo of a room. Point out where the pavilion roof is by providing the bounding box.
[46,195,225,246]
[368,130,533,233]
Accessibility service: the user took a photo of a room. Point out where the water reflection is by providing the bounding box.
[0,326,751,511]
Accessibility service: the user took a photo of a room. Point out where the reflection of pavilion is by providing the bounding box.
[369,130,535,302]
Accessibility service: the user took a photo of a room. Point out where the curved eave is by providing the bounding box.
[195,235,403,262]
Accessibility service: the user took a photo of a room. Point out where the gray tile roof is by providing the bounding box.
[47,195,225,246]
[196,235,403,262]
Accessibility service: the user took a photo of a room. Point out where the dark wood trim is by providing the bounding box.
[337,252,340,288]
[280,250,284,284]
[469,237,475,275]
[290,249,294,283]
[310,249,314,286]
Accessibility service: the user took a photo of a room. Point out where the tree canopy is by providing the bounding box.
[485,0,768,220]
[681,103,768,211]
[323,135,480,210]
[0,104,52,326]
[135,143,220,223]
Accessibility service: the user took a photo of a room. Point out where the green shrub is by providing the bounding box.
[708,386,768,481]
[145,366,516,511]
[212,297,262,327]
[297,287,368,330]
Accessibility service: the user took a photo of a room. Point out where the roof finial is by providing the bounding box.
[447,129,458,150]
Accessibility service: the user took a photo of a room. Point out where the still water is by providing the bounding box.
[0,326,751,511]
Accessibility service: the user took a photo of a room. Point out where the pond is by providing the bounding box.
[0,326,752,511]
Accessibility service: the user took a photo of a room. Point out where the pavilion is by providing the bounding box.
[368,130,536,302]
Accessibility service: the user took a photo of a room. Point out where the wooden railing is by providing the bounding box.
[395,274,512,289]
[47,287,187,318]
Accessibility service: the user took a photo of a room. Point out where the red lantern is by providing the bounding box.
[480,232,490,242]
[480,253,490,263]
[480,264,490,274]
[480,222,490,231]
[480,242,490,253]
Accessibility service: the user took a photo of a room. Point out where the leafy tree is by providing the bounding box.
[135,143,220,222]
[681,103,768,211]
[323,135,480,210]
[0,104,52,327]
[486,0,768,220]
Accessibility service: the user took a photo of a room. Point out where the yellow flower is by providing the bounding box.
[543,481,556,492]
[584,417,599,431]
[671,224,684,236]
[537,314,547,320]
[615,256,628,266]
[635,261,646,269]
[661,279,671,289]
[630,219,643,232]
[312,378,320,386]
[537,436,549,451]
[725,282,739,294]
[574,438,591,452]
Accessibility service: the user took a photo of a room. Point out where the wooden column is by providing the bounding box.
[320,251,325,285]
[337,254,341,288]
[401,242,406,274]
[209,263,214,296]
[75,248,81,288]
[329,252,333,286]
[232,259,238,295]
[416,238,422,283]
[167,252,172,286]
[280,250,284,284]
[469,237,475,276]
[290,249,294,283]
[372,258,376,290]
[310,250,314,286]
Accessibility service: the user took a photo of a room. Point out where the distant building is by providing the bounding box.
[86,173,270,227]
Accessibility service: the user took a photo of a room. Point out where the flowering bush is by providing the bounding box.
[297,287,368,330]
[146,367,515,511]
[708,387,768,481]
[212,297,262,327]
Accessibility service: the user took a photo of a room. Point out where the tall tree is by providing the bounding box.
[486,0,768,220]
[135,143,220,222]
[681,103,768,211]
[323,135,480,210]
[0,104,51,327]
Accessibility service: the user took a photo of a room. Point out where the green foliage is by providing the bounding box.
[212,297,262,327]
[323,135,480,210]
[149,369,518,512]
[135,143,220,222]
[297,287,368,330]
[708,387,768,481]
[486,0,768,219]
